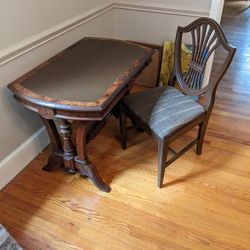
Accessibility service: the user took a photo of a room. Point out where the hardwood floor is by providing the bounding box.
[1,2,250,250]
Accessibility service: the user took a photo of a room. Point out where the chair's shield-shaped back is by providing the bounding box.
[174,17,236,99]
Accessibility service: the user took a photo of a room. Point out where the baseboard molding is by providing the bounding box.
[0,1,209,66]
[0,126,49,190]
[114,2,209,17]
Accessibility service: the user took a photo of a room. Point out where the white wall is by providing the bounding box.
[210,0,225,22]
[113,10,199,45]
[113,0,211,44]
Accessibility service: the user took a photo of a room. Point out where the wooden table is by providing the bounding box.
[8,37,153,192]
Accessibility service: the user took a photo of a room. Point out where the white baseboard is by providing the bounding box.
[114,2,209,17]
[0,127,49,190]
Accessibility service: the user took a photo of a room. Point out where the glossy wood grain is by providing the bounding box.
[0,2,250,249]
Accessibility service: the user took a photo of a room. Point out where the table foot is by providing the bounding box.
[66,168,78,175]
[42,118,110,192]
[43,153,77,175]
[43,153,64,172]
[75,158,111,193]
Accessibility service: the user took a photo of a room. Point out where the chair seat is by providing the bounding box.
[123,86,205,139]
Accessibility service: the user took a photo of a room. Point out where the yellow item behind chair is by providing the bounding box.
[160,41,192,86]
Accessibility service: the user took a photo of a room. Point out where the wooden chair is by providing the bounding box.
[119,17,236,188]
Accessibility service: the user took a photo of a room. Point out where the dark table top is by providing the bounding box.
[8,38,153,111]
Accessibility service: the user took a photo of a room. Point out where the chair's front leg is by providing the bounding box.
[196,121,208,155]
[158,139,168,188]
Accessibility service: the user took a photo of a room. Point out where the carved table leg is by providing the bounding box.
[58,119,77,175]
[40,117,64,172]
[75,121,111,192]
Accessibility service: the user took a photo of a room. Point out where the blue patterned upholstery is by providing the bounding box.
[123,86,205,139]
